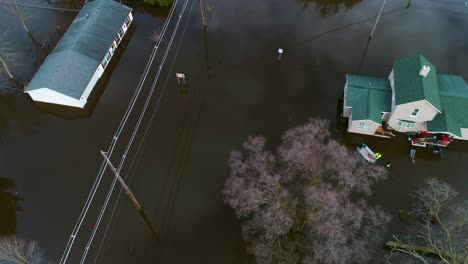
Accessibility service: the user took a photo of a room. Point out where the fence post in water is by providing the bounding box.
[278,48,283,61]
[176,73,186,86]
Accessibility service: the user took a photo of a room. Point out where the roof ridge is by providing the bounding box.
[70,0,105,54]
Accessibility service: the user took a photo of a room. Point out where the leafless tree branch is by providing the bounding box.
[223,118,390,263]
[387,178,468,264]
[0,235,45,264]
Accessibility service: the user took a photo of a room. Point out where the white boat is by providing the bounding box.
[356,144,377,163]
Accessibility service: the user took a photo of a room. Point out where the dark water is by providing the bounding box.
[0,0,467,263]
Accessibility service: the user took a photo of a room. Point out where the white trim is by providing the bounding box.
[25,88,85,108]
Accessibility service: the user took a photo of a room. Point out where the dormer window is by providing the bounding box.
[411,108,420,117]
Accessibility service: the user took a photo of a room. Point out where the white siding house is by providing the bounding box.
[25,0,133,108]
[342,54,468,145]
[387,100,438,133]
[343,74,392,136]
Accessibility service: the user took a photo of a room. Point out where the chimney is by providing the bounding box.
[419,65,430,78]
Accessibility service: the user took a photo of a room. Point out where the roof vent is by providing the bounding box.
[419,65,430,78]
[85,13,89,18]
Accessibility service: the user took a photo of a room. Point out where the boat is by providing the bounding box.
[356,144,377,163]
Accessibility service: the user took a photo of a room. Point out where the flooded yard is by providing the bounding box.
[0,0,467,262]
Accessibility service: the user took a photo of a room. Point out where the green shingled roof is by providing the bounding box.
[345,74,391,124]
[26,0,132,99]
[427,74,468,137]
[393,54,442,111]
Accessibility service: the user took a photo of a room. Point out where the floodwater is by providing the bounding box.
[0,0,467,263]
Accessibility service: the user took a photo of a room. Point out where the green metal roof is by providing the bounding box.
[393,54,442,111]
[427,111,462,137]
[427,74,468,137]
[345,74,392,124]
[26,0,132,99]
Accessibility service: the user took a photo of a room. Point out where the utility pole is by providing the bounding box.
[199,0,207,28]
[370,0,388,39]
[100,151,156,235]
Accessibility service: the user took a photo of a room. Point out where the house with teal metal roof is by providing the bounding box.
[343,54,468,145]
[25,0,133,108]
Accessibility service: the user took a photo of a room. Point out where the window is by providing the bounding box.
[411,108,420,117]
[101,52,111,68]
[125,16,131,26]
[358,122,371,131]
[398,121,415,128]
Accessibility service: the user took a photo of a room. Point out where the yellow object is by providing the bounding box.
[375,153,382,159]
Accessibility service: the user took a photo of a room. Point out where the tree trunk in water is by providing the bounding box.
[0,55,14,80]
[385,241,449,259]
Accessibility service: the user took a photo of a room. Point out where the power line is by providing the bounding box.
[78,0,192,262]
[92,0,196,261]
[59,0,181,262]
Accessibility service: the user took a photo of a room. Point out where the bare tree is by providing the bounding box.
[301,0,362,15]
[3,0,31,34]
[223,118,390,264]
[386,178,468,264]
[0,236,45,264]
[2,0,46,50]
[0,29,23,84]
[148,27,161,43]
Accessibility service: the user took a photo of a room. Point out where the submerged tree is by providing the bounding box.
[143,0,174,7]
[0,236,45,264]
[3,0,31,35]
[386,178,468,264]
[0,29,22,85]
[223,118,390,264]
[301,0,362,16]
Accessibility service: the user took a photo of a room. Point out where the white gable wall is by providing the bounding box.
[348,118,380,135]
[382,112,391,122]
[387,100,438,132]
[25,88,85,108]
[460,128,468,140]
[388,69,396,112]
[343,81,353,118]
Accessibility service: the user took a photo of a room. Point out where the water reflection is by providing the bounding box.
[0,95,44,143]
[0,177,21,236]
[301,0,362,15]
[45,0,84,10]
[127,3,171,17]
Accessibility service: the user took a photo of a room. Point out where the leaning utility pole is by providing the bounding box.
[199,0,207,28]
[100,151,156,234]
[369,0,388,38]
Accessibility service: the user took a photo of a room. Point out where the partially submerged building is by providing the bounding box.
[25,0,133,108]
[343,54,468,147]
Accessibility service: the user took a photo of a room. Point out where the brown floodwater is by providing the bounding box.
[0,0,467,263]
